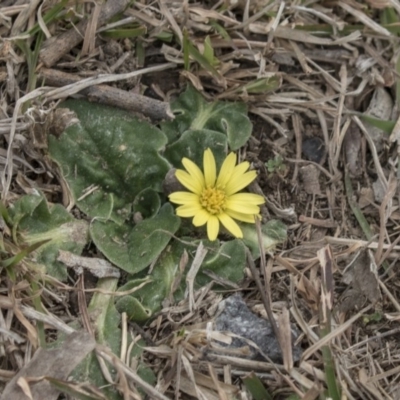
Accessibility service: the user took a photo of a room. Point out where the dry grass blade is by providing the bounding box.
[338,1,391,36]
[185,242,208,312]
[96,346,171,400]
[302,304,372,361]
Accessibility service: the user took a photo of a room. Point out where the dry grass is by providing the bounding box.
[1,0,400,399]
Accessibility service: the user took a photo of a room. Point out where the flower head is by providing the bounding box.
[169,148,265,241]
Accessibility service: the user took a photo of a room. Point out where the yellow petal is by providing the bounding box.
[175,170,202,194]
[227,193,265,205]
[226,209,257,223]
[225,200,260,214]
[203,148,216,187]
[223,161,250,193]
[216,152,236,188]
[231,161,250,178]
[193,209,210,226]
[182,158,205,188]
[207,215,219,241]
[169,192,200,205]
[225,170,257,196]
[218,213,243,238]
[176,204,202,217]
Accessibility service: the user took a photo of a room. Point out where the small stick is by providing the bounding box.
[39,0,130,67]
[39,68,174,121]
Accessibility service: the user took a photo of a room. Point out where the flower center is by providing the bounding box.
[200,186,226,215]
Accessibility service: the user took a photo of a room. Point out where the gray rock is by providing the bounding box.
[214,294,302,362]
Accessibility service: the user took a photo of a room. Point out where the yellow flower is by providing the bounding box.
[169,148,265,241]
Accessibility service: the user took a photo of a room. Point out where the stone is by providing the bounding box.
[214,294,302,362]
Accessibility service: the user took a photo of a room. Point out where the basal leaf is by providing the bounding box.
[133,188,161,219]
[127,203,180,274]
[73,278,121,400]
[70,279,155,398]
[117,238,247,322]
[161,86,252,150]
[117,240,186,319]
[90,219,131,271]
[90,204,180,274]
[49,99,170,224]
[115,294,152,322]
[164,129,227,169]
[8,194,89,280]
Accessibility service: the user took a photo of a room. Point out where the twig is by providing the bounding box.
[39,68,174,121]
[39,0,130,67]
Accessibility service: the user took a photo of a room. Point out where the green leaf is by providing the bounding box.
[0,201,12,227]
[101,26,147,39]
[164,129,227,169]
[182,29,222,81]
[161,86,252,150]
[209,20,231,40]
[16,32,44,98]
[117,239,186,319]
[8,194,89,280]
[90,204,180,274]
[115,294,152,322]
[69,279,155,398]
[133,188,160,219]
[138,240,186,310]
[154,30,174,42]
[241,220,287,259]
[1,240,49,269]
[89,278,120,346]
[73,278,122,400]
[381,7,398,26]
[236,76,281,94]
[203,36,218,66]
[359,114,395,135]
[48,99,170,224]
[196,239,246,287]
[128,203,180,274]
[9,194,44,240]
[116,238,247,322]
[242,373,273,400]
[90,219,132,270]
[24,0,69,36]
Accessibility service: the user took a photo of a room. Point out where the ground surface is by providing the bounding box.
[1,1,400,399]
